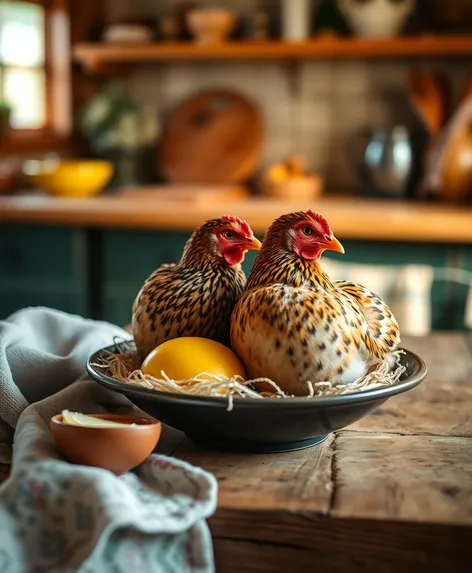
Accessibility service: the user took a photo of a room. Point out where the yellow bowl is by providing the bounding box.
[24,159,113,198]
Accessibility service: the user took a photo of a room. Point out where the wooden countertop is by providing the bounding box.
[1,193,472,243]
[157,333,471,573]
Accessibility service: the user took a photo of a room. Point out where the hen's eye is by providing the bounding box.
[302,226,313,236]
[223,230,235,239]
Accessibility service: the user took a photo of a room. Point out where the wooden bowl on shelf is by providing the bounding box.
[259,175,324,201]
[259,155,324,201]
[186,9,236,44]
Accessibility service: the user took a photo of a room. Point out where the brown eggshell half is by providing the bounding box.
[50,413,162,475]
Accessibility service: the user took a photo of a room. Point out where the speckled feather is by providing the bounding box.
[230,212,400,395]
[132,218,247,359]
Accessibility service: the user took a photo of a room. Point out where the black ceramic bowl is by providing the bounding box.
[87,342,427,453]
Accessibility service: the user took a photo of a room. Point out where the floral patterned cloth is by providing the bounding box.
[0,307,131,464]
[0,307,218,573]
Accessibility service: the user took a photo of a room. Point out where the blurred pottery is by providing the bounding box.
[281,0,311,41]
[23,158,113,198]
[186,9,236,44]
[421,97,472,203]
[259,155,324,201]
[440,117,472,203]
[405,68,449,137]
[0,158,20,195]
[338,0,415,38]
[158,13,180,41]
[102,22,155,43]
[260,175,324,201]
[242,9,270,40]
[349,126,415,197]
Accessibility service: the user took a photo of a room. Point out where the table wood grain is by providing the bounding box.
[154,333,472,572]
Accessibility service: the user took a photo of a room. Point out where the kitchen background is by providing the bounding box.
[101,0,472,192]
[1,0,472,334]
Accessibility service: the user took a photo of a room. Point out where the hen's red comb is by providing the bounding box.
[306,210,332,235]
[222,214,252,237]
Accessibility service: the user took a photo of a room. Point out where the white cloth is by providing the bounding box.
[0,307,129,463]
[0,307,217,573]
[321,261,435,336]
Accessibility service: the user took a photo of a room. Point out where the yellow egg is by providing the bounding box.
[141,337,247,381]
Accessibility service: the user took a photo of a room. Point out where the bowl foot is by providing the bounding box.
[185,433,329,453]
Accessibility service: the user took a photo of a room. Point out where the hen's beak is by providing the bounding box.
[244,236,262,250]
[320,235,345,254]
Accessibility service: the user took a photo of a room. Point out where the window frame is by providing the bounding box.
[0,0,72,152]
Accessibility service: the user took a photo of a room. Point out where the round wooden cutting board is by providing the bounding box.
[159,88,264,185]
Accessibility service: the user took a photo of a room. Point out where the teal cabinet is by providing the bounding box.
[99,231,460,330]
[450,247,472,330]
[324,240,458,330]
[100,230,190,327]
[99,230,262,327]
[0,225,89,320]
[1,224,471,331]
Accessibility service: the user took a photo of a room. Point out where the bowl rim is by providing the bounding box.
[24,158,113,175]
[50,412,161,429]
[52,160,113,170]
[87,342,427,408]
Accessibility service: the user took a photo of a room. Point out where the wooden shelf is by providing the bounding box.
[74,35,472,71]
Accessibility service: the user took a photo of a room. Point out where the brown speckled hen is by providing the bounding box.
[132,215,261,360]
[230,210,400,395]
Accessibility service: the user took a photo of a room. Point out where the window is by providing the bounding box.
[0,1,46,129]
[0,0,71,150]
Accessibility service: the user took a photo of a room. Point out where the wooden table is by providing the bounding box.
[154,333,472,572]
[0,333,470,570]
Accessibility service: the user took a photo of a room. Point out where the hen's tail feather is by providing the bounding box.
[334,280,401,361]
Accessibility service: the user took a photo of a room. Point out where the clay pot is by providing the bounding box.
[441,118,472,203]
[338,0,415,38]
[186,9,236,44]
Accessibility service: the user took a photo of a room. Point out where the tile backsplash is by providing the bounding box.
[104,0,471,191]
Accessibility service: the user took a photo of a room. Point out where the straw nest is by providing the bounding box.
[91,338,406,412]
